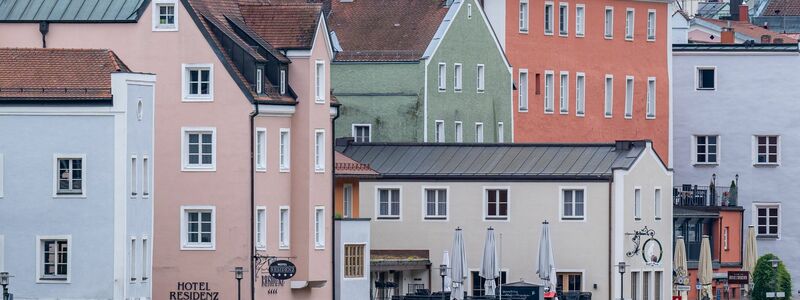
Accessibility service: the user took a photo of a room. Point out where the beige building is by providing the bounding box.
[338,140,672,300]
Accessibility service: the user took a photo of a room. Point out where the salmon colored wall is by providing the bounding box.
[334,178,360,218]
[684,209,744,300]
[504,0,670,163]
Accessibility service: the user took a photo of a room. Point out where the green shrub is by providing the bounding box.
[752,253,792,300]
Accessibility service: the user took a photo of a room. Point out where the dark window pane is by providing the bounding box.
[201,233,211,243]
[189,155,199,164]
[769,136,777,144]
[60,159,69,169]
[189,233,198,243]
[758,218,766,225]
[72,170,81,180]
[60,180,69,189]
[707,136,716,144]
[190,70,198,81]
[769,155,778,163]
[201,144,212,153]
[72,159,81,169]
[697,136,706,144]
[769,226,778,234]
[758,136,766,144]
[189,134,199,143]
[201,222,211,232]
[72,180,81,190]
[708,154,717,162]
[202,134,212,143]
[758,226,766,234]
[188,223,198,232]
[189,213,198,221]
[769,208,778,216]
[201,70,209,81]
[201,212,211,221]
[499,202,508,216]
[202,155,212,164]
[188,144,198,154]
[200,83,209,94]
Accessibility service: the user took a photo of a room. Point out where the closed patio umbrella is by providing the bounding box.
[443,250,452,292]
[537,221,558,297]
[742,225,758,294]
[674,236,689,299]
[451,228,468,300]
[698,235,713,300]
[480,227,500,296]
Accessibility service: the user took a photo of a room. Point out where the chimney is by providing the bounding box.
[761,34,773,43]
[721,27,736,44]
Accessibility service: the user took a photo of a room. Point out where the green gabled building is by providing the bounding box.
[327,0,512,143]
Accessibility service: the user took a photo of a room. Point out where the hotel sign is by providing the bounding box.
[728,271,750,285]
[268,260,296,280]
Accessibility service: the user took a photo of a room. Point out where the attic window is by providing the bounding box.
[280,70,287,95]
[468,4,473,19]
[152,0,178,32]
[256,68,263,94]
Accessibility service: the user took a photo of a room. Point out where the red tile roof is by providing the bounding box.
[240,3,322,50]
[0,48,130,100]
[327,0,448,62]
[697,17,798,43]
[335,152,378,176]
[763,0,800,16]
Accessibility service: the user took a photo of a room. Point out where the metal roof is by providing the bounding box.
[0,0,147,22]
[673,43,799,52]
[339,142,645,180]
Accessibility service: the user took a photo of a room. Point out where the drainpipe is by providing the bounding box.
[608,178,614,300]
[250,103,260,300]
[331,104,340,300]
[39,21,49,48]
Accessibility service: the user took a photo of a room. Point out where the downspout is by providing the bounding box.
[331,104,340,300]
[250,103,260,300]
[608,178,614,300]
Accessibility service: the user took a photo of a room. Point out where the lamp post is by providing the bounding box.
[439,264,448,300]
[234,267,244,300]
[617,262,627,300]
[0,272,9,300]
[769,259,780,298]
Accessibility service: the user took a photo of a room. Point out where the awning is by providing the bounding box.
[371,250,431,271]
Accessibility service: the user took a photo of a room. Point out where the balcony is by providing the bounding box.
[673,184,738,207]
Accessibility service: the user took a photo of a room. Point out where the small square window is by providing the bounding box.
[182,128,216,171]
[755,135,779,165]
[182,207,215,250]
[694,135,719,164]
[377,188,401,219]
[486,189,509,220]
[353,124,371,143]
[39,238,69,281]
[425,188,448,219]
[344,244,365,278]
[697,68,716,90]
[755,204,780,238]
[152,1,178,31]
[561,188,585,220]
[56,157,83,195]
[182,64,213,101]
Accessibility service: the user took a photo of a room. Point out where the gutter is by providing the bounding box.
[250,104,260,300]
[608,178,613,300]
[331,104,341,300]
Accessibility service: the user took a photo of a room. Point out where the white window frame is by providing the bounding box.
[519,69,529,112]
[625,8,635,41]
[141,236,149,281]
[181,127,216,171]
[544,70,554,114]
[279,128,291,172]
[130,236,137,282]
[558,2,569,36]
[376,186,402,221]
[438,63,447,91]
[519,0,529,33]
[314,129,326,172]
[647,10,656,41]
[695,66,717,91]
[279,206,291,249]
[280,69,287,95]
[475,122,485,143]
[314,206,326,249]
[131,155,138,198]
[625,76,634,119]
[315,60,326,103]
[605,75,613,117]
[352,124,372,143]
[468,3,473,19]
[497,122,505,143]
[753,135,781,166]
[654,187,662,221]
[753,203,781,239]
[53,154,87,198]
[455,121,464,143]
[343,184,354,218]
[454,63,463,92]
[256,206,267,250]
[575,4,585,37]
[646,77,656,119]
[422,186,449,221]
[142,155,150,198]
[634,187,642,220]
[181,63,214,102]
[435,120,445,143]
[477,64,485,92]
[604,7,614,39]
[559,71,569,114]
[255,128,267,171]
[36,235,72,283]
[692,135,720,165]
[180,206,216,250]
[576,72,585,116]
[152,0,178,32]
[544,1,554,35]
[484,187,511,221]
[559,187,586,222]
[256,68,263,94]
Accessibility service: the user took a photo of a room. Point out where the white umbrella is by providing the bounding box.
[480,227,500,296]
[742,225,758,294]
[450,228,468,300]
[674,236,689,299]
[442,250,452,292]
[698,235,713,299]
[537,221,558,295]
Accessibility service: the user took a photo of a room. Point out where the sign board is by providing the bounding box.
[268,260,297,280]
[727,271,749,285]
[766,292,775,298]
[777,292,786,298]
[676,285,691,291]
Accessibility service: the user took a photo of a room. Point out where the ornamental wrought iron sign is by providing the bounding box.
[626,226,663,265]
[268,260,297,280]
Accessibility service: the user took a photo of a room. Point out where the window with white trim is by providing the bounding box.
[183,64,212,100]
[256,68,263,94]
[544,2,554,35]
[519,70,529,111]
[279,129,290,171]
[576,73,585,116]
[625,9,635,40]
[353,125,371,143]
[438,63,447,91]
[557,272,583,292]
[559,72,568,114]
[378,188,401,219]
[468,4,472,19]
[643,271,651,300]
[315,130,325,172]
[634,188,642,220]
[646,78,656,119]
[625,76,634,118]
[56,156,83,195]
[697,67,715,90]
[425,188,447,219]
[694,135,718,164]
[455,121,463,143]
[755,135,779,165]
[558,3,568,36]
[256,207,266,250]
[183,128,215,170]
[130,237,137,281]
[152,1,177,31]
[605,75,613,117]
[604,7,614,38]
[723,226,729,251]
[486,189,508,220]
[561,189,585,220]
[497,122,504,143]
[39,238,69,281]
[141,237,149,281]
[142,156,149,197]
[654,188,662,220]
[575,5,585,37]
[279,206,290,249]
[315,206,325,249]
[544,71,554,113]
[454,63,463,92]
[477,64,485,92]
[182,207,215,249]
[343,184,353,218]
[647,10,656,40]
[475,123,484,143]
[256,128,266,171]
[131,156,137,197]
[755,204,780,238]
[280,69,287,95]
[519,0,529,32]
[435,121,445,143]
[315,61,325,103]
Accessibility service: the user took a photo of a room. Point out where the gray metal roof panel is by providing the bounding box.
[439,146,471,174]
[87,0,110,20]
[565,147,593,174]
[19,0,42,20]
[477,147,509,174]
[513,147,545,174]
[35,0,57,19]
[554,147,585,175]
[463,147,495,174]
[61,0,85,20]
[491,147,523,175]
[0,0,145,22]
[427,147,459,175]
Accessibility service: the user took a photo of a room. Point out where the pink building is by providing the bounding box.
[0,0,335,299]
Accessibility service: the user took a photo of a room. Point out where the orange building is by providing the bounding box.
[483,0,671,163]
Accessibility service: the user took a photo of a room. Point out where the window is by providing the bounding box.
[131,156,138,197]
[654,271,662,300]
[634,188,642,220]
[544,71,554,113]
[605,7,614,38]
[631,271,640,300]
[576,73,585,116]
[694,135,719,164]
[256,68,263,94]
[723,226,729,251]
[647,10,656,40]
[141,237,149,281]
[315,130,325,172]
[435,121,445,143]
[438,63,447,91]
[454,63,463,92]
[353,124,371,143]
[279,206,290,249]
[475,123,484,143]
[315,61,325,103]
[39,237,69,281]
[56,156,84,195]
[485,189,509,220]
[182,64,213,101]
[279,129,290,171]
[344,244,365,278]
[559,72,569,114]
[605,75,613,117]
[654,188,662,220]
[455,121,463,143]
[130,237,137,281]
[343,184,353,218]
[471,270,507,296]
[280,70,286,95]
[137,100,143,121]
[182,207,215,250]
[256,207,266,250]
[477,64,485,92]
[557,272,582,292]
[625,9,635,40]
[544,2,554,35]
[142,156,149,197]
[519,0,529,32]
[558,3,568,36]
[519,70,529,111]
[468,4,472,19]
[755,135,779,165]
[315,207,325,249]
[182,128,215,171]
[755,204,780,238]
[697,67,715,90]
[643,271,651,300]
[646,78,656,119]
[497,122,504,143]
[377,188,401,219]
[152,0,178,31]
[535,73,541,95]
[424,188,448,219]
[561,188,585,220]
[255,128,266,171]
[575,5,585,37]
[625,76,634,119]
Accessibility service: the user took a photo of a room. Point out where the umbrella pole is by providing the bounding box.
[499,233,503,300]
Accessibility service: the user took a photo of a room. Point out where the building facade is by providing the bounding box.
[0,48,155,299]
[339,141,673,300]
[484,0,671,163]
[0,1,335,299]
[672,41,800,293]
[328,0,513,143]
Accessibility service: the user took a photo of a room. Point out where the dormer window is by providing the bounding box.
[280,69,286,95]
[256,68,263,94]
[152,0,178,31]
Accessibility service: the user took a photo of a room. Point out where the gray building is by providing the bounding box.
[672,42,800,291]
[0,48,155,299]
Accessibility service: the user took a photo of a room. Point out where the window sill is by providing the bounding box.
[696,88,716,91]
[315,169,326,174]
[624,115,632,120]
[280,169,291,173]
[576,113,585,117]
[424,217,448,221]
[604,114,613,119]
[560,217,585,222]
[635,217,642,221]
[37,278,70,284]
[256,246,266,251]
[438,89,446,93]
[756,235,779,240]
[560,111,569,115]
[279,246,290,250]
[692,163,719,167]
[544,110,554,115]
[484,217,509,221]
[519,108,529,113]
[180,245,216,251]
[559,33,568,37]
[647,38,656,42]
[315,245,325,250]
[604,36,613,40]
[152,26,178,32]
[256,168,267,173]
[544,31,554,36]
[655,217,662,221]
[182,166,216,172]
[576,34,585,38]
[182,96,214,102]
[53,193,87,199]
[625,37,634,41]
[477,89,485,93]
[455,89,463,93]
[315,99,326,104]
[377,216,400,220]
[646,115,656,120]
[519,30,529,34]
[754,163,780,167]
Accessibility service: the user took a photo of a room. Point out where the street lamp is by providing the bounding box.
[617,262,627,300]
[439,264,448,300]
[233,267,244,300]
[769,259,780,298]
[0,272,9,300]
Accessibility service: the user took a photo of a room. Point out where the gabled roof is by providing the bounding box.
[0,48,130,101]
[335,152,378,177]
[339,142,647,180]
[240,3,322,50]
[763,0,800,16]
[327,0,448,62]
[692,17,798,43]
[0,0,147,22]
[673,43,799,52]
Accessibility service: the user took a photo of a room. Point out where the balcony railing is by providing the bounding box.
[673,184,738,207]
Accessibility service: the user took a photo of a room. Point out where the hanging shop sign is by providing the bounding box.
[728,271,750,285]
[626,226,663,266]
[268,260,297,280]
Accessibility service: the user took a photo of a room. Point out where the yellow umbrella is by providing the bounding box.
[743,226,758,293]
[674,236,689,299]
[698,235,714,299]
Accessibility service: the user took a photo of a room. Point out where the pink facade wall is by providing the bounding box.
[0,2,333,300]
